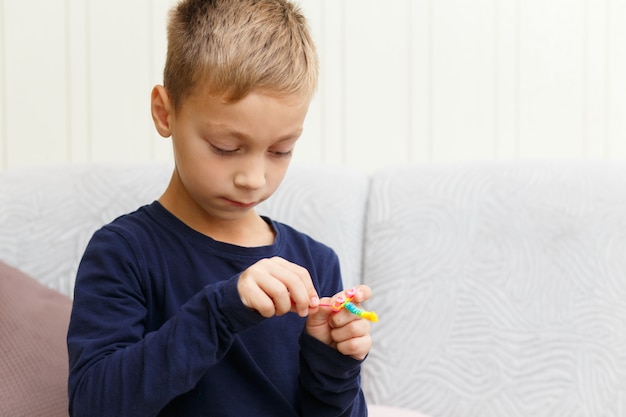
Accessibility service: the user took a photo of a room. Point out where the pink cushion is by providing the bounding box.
[369,404,432,417]
[0,261,71,416]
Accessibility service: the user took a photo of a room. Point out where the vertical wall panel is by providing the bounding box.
[294,0,324,166]
[583,0,608,158]
[409,0,433,163]
[148,0,178,162]
[494,0,519,159]
[88,0,153,163]
[344,0,411,172]
[316,0,348,166]
[4,0,68,167]
[295,0,349,167]
[2,0,626,171]
[431,0,496,162]
[518,0,585,158]
[67,0,89,162]
[608,0,626,159]
[0,0,6,169]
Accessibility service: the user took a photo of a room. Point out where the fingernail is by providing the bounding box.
[310,296,320,307]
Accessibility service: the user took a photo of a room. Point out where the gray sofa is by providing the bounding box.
[1,161,625,416]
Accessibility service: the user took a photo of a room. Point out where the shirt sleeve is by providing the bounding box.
[298,249,368,417]
[67,227,264,417]
[299,333,368,417]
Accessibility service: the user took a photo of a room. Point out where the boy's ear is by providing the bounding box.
[151,85,173,138]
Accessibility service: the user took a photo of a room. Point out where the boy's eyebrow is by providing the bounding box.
[208,123,303,142]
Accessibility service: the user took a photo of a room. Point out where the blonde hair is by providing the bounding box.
[164,0,318,109]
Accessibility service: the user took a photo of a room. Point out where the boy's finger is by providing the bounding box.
[238,276,277,317]
[239,258,305,316]
[271,257,319,311]
[350,285,372,304]
[327,285,371,310]
[308,296,334,322]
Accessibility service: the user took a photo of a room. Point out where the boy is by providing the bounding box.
[66,0,372,416]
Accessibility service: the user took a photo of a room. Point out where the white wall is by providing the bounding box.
[1,0,625,172]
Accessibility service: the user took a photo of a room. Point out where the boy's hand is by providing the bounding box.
[238,257,320,318]
[306,286,372,360]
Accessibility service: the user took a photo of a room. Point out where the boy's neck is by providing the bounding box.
[158,173,276,247]
[202,214,276,247]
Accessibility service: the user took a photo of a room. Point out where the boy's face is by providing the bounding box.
[152,86,310,235]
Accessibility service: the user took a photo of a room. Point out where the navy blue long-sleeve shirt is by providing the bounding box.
[67,202,367,417]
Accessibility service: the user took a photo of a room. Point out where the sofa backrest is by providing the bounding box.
[257,163,369,289]
[0,162,368,297]
[4,161,626,416]
[362,161,626,417]
[0,163,173,296]
[0,162,369,417]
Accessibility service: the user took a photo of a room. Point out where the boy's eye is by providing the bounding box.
[209,142,293,158]
[270,149,293,158]
[210,144,238,156]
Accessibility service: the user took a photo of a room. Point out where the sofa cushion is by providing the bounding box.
[0,261,71,417]
[258,164,369,289]
[369,404,431,417]
[0,163,368,297]
[362,162,626,416]
[0,163,173,298]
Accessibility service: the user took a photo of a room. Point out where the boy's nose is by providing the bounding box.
[234,158,266,190]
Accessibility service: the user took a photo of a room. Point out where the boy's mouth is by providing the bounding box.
[222,198,257,209]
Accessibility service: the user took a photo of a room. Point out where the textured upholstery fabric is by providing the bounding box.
[368,404,431,417]
[0,162,371,415]
[0,261,72,417]
[258,163,369,289]
[0,163,368,298]
[362,162,626,417]
[0,163,174,297]
[5,161,626,416]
